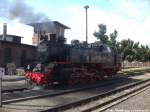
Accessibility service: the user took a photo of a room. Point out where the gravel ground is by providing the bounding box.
[0,73,150,112]
[1,78,147,112]
[0,77,135,112]
[105,87,150,112]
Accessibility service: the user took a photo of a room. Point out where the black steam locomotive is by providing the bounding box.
[26,35,121,86]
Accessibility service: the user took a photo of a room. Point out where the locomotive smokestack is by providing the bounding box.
[3,23,7,40]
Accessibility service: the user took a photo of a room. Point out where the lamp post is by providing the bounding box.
[84,5,89,43]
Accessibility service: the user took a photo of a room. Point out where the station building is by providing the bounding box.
[0,23,36,68]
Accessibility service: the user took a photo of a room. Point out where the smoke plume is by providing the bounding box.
[0,0,49,24]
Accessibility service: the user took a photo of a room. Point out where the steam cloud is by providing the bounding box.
[0,0,49,24]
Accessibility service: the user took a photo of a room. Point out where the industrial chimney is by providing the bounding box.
[2,23,7,40]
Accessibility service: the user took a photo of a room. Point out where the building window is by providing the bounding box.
[50,34,56,38]
[50,34,56,42]
[6,36,13,42]
[4,48,12,63]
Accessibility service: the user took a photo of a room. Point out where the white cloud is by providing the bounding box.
[64,6,85,43]
[118,0,141,18]
[64,4,150,45]
[1,0,150,46]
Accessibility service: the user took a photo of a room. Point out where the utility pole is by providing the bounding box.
[84,5,89,43]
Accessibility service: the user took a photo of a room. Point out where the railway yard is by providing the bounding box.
[1,1,150,111]
[0,68,150,112]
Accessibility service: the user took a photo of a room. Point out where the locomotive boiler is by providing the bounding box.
[26,35,121,87]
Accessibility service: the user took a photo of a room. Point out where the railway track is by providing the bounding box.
[1,73,150,112]
[2,77,127,104]
[2,76,149,112]
[45,79,150,112]
[2,87,28,93]
[2,67,148,96]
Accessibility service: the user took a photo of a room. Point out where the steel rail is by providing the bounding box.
[41,79,150,112]
[82,80,150,112]
[2,78,124,104]
[2,88,28,93]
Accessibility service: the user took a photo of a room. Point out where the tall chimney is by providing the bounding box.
[3,23,7,40]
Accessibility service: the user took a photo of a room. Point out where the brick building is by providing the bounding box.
[0,40,36,68]
[0,21,70,74]
[28,21,70,45]
[0,23,37,69]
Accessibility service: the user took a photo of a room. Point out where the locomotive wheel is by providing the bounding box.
[68,79,76,86]
[90,76,97,83]
[79,76,88,84]
[53,66,72,85]
[80,76,87,84]
[44,81,50,88]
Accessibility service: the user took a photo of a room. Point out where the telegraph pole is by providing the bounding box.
[84,5,89,43]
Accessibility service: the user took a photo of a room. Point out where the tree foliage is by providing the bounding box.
[118,39,150,62]
[94,24,150,62]
[93,24,109,44]
[109,29,118,46]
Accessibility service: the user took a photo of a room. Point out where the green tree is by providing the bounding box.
[93,24,109,44]
[93,24,150,62]
[119,39,136,61]
[118,39,150,62]
[138,45,150,61]
[109,29,118,46]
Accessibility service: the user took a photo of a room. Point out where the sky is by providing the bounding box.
[0,0,150,45]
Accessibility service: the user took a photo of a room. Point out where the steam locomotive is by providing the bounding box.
[25,35,121,87]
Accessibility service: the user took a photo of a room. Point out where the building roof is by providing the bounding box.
[0,40,36,48]
[28,21,70,29]
[0,34,24,38]
[53,21,70,29]
[27,21,70,33]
